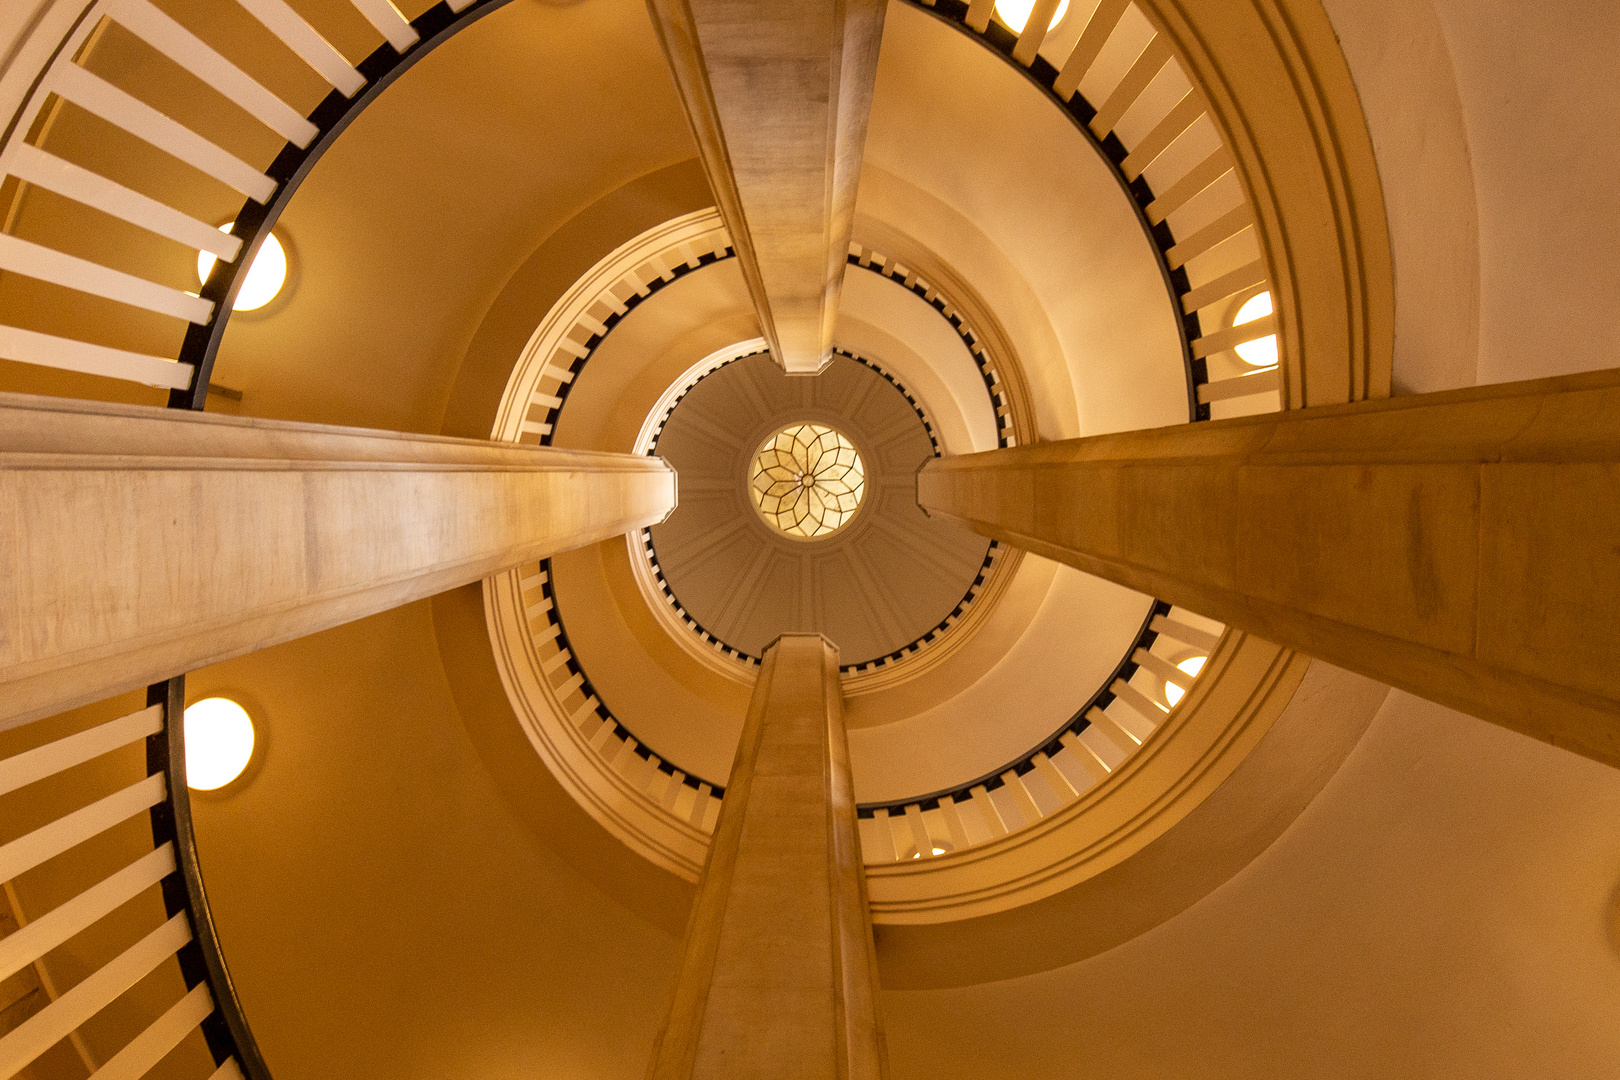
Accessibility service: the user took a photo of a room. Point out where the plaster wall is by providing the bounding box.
[882,690,1620,1078]
[190,601,684,1080]
[200,0,700,434]
[1322,0,1620,390]
[1316,0,1478,394]
[1430,0,1620,386]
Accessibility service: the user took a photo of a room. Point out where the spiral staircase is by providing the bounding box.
[1,0,1617,1077]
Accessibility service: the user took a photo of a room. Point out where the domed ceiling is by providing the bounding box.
[649,353,990,665]
[481,1,1194,821]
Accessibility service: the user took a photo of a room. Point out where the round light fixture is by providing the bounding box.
[1163,655,1208,708]
[995,0,1070,33]
[750,423,865,539]
[1232,290,1277,367]
[197,224,287,312]
[183,697,256,790]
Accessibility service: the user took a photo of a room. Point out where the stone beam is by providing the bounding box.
[917,368,1620,768]
[647,633,886,1080]
[646,0,885,374]
[0,392,676,727]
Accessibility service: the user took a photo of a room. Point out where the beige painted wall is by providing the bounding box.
[881,691,1620,1078]
[1322,0,1620,391]
[190,601,683,1080]
[1318,0,1479,395]
[1428,0,1620,387]
[204,0,701,434]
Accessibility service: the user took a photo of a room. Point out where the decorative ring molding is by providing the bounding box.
[482,211,1034,878]
[866,629,1307,921]
[483,201,1247,882]
[491,208,738,447]
[844,244,1021,446]
[486,561,718,882]
[632,338,1008,681]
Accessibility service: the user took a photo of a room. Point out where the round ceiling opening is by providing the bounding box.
[750,423,866,539]
[646,353,990,666]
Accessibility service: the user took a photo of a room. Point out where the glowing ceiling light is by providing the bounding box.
[750,423,866,539]
[184,697,256,790]
[1232,291,1277,367]
[197,224,287,312]
[1163,655,1207,708]
[994,0,1069,33]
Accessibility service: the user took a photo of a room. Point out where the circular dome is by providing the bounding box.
[750,423,866,539]
[647,352,991,667]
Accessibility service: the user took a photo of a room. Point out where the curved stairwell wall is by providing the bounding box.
[0,0,1400,1028]
[438,0,1406,975]
[12,0,1616,1078]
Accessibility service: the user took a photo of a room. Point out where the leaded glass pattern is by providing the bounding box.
[749,423,866,538]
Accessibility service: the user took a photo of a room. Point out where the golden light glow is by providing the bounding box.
[1163,655,1208,708]
[994,0,1070,33]
[1233,291,1277,367]
[198,224,287,311]
[183,697,255,790]
[750,423,865,539]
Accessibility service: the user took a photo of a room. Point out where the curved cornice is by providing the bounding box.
[891,0,1394,413]
[1127,0,1395,405]
[866,629,1299,922]
[874,657,1389,982]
